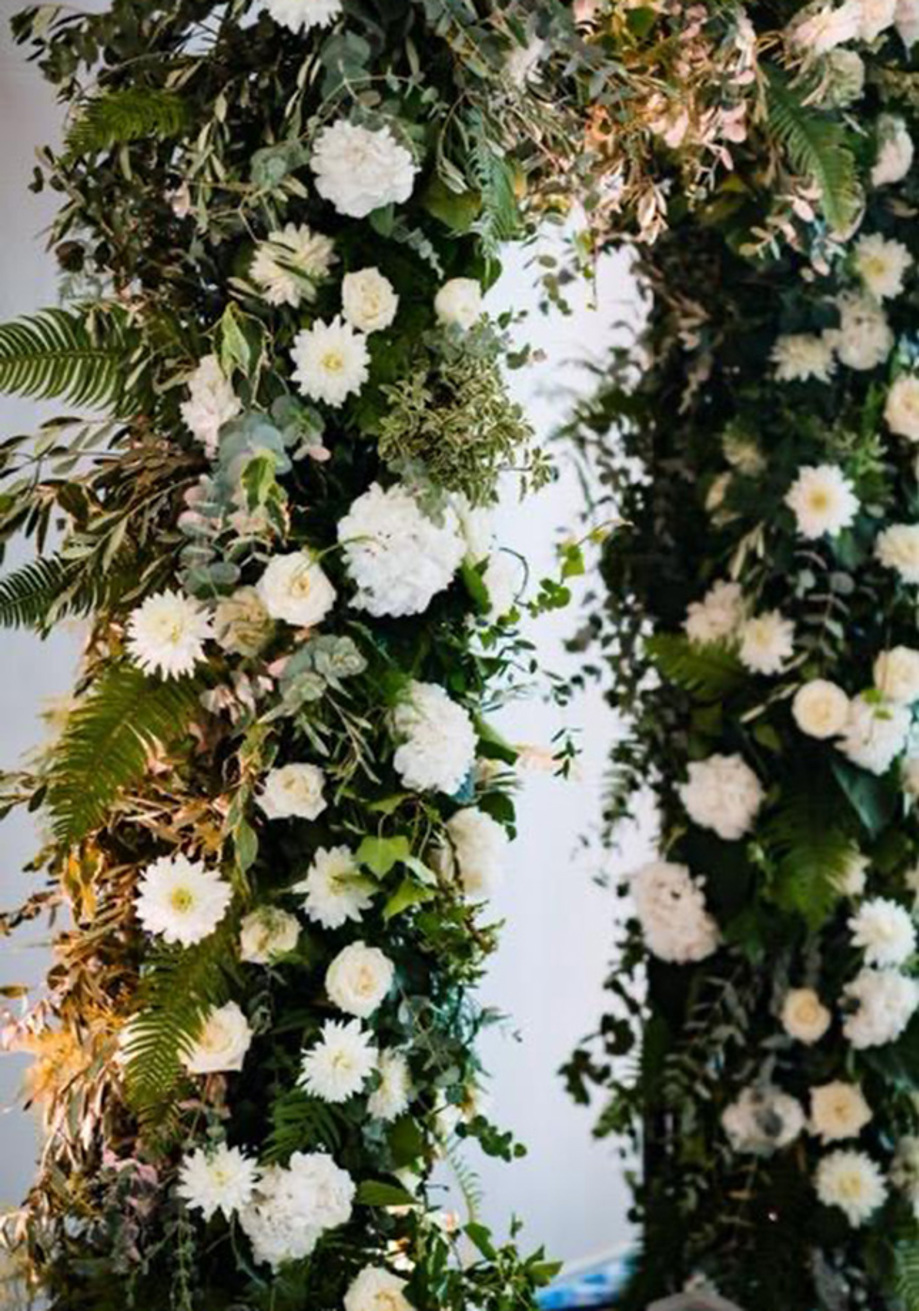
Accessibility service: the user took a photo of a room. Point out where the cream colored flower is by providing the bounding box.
[815,1150,887,1227]
[127,590,212,680]
[342,267,399,333]
[785,465,858,539]
[792,679,850,739]
[213,587,273,657]
[810,1083,872,1143]
[739,611,795,676]
[345,1266,412,1311]
[872,114,914,187]
[135,854,232,947]
[260,763,327,821]
[299,1018,376,1102]
[291,317,369,406]
[239,907,300,965]
[781,988,832,1044]
[874,646,919,703]
[854,232,912,301]
[434,278,483,330]
[183,1002,253,1075]
[257,551,336,627]
[251,223,336,307]
[876,523,919,582]
[885,375,919,442]
[325,941,395,1019]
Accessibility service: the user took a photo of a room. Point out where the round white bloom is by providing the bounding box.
[239,907,300,965]
[178,1144,260,1220]
[837,848,870,897]
[849,896,916,966]
[325,941,395,1019]
[857,0,897,39]
[291,316,369,406]
[785,464,859,539]
[897,0,919,46]
[299,1017,376,1102]
[342,267,399,333]
[434,278,484,331]
[810,1083,873,1143]
[838,693,911,774]
[877,523,919,582]
[135,854,232,947]
[885,375,919,442]
[790,0,862,52]
[832,293,894,370]
[684,580,745,645]
[311,120,417,219]
[892,1136,919,1215]
[295,845,374,929]
[842,967,919,1046]
[482,553,519,620]
[240,1152,355,1269]
[213,587,273,657]
[679,754,765,841]
[854,233,913,301]
[338,482,465,617]
[815,1150,887,1227]
[392,681,477,795]
[251,223,336,307]
[127,590,212,680]
[260,763,327,821]
[781,988,832,1044]
[445,808,509,899]
[722,1086,806,1155]
[792,679,851,739]
[772,333,836,383]
[367,1051,413,1122]
[257,552,336,627]
[872,115,914,187]
[345,1266,412,1311]
[875,646,919,703]
[180,355,241,458]
[262,0,343,32]
[630,861,720,964]
[183,1001,253,1075]
[739,611,795,676]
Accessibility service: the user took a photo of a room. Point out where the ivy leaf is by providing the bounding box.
[356,835,411,877]
[356,1180,418,1208]
[383,878,436,921]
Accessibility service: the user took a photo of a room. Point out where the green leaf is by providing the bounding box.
[760,787,851,930]
[65,88,190,158]
[645,633,745,701]
[0,308,130,409]
[383,878,436,921]
[0,556,88,631]
[356,1180,419,1208]
[356,835,411,877]
[766,67,859,233]
[831,756,898,840]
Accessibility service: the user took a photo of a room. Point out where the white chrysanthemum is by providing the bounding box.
[854,233,913,301]
[772,333,836,383]
[239,907,300,965]
[872,114,914,187]
[877,523,919,582]
[445,808,509,899]
[213,587,273,657]
[792,679,850,739]
[368,1050,413,1122]
[790,0,862,52]
[683,580,745,645]
[251,223,336,307]
[781,987,832,1044]
[262,0,343,32]
[842,967,919,1047]
[311,120,417,219]
[434,278,484,331]
[892,1136,919,1215]
[299,1018,376,1103]
[326,941,395,1019]
[178,1144,260,1220]
[630,861,721,964]
[257,551,337,627]
[722,1086,806,1155]
[874,646,919,703]
[295,845,374,929]
[837,848,870,897]
[240,1152,355,1269]
[838,693,911,774]
[126,590,212,679]
[342,267,399,333]
[831,292,894,370]
[785,464,859,539]
[338,483,466,617]
[180,355,242,458]
[345,1266,412,1311]
[739,611,795,676]
[885,375,919,442]
[857,0,897,39]
[183,1001,253,1075]
[260,763,327,821]
[897,0,919,46]
[815,1150,887,1227]
[135,854,232,947]
[392,681,477,795]
[810,1083,873,1143]
[679,754,764,841]
[291,316,369,406]
[849,896,916,966]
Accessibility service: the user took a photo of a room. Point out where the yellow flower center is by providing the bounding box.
[321,350,345,374]
[170,886,195,913]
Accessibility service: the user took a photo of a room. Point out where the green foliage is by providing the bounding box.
[0,308,128,409]
[264,1088,343,1162]
[65,88,190,158]
[759,787,850,929]
[0,556,79,631]
[645,633,745,700]
[894,1238,919,1311]
[766,69,860,233]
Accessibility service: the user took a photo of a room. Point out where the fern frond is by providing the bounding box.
[65,88,190,158]
[0,308,128,409]
[442,1133,484,1222]
[645,633,744,701]
[894,1239,919,1311]
[0,557,74,630]
[760,787,850,929]
[766,68,859,232]
[264,1088,344,1163]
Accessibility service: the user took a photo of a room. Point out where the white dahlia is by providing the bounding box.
[367,1050,413,1122]
[295,845,374,929]
[311,120,417,219]
[434,278,484,331]
[792,679,850,739]
[885,375,919,442]
[872,114,914,186]
[345,1266,412,1311]
[256,551,336,627]
[831,293,894,370]
[183,1001,253,1076]
[178,1144,260,1220]
[849,896,916,966]
[180,355,241,458]
[838,693,911,774]
[785,464,859,539]
[325,941,395,1019]
[815,1150,887,1227]
[239,906,301,965]
[262,0,343,33]
[629,860,721,964]
[722,1086,806,1155]
[135,854,232,947]
[126,590,212,679]
[683,579,744,645]
[877,523,919,582]
[251,223,336,308]
[854,232,913,301]
[842,967,919,1047]
[260,763,327,821]
[342,267,399,333]
[299,1017,376,1102]
[874,646,919,703]
[771,333,836,383]
[291,316,369,406]
[679,754,765,841]
[392,681,477,795]
[781,987,832,1044]
[809,1083,873,1143]
[739,611,795,676]
[444,808,509,899]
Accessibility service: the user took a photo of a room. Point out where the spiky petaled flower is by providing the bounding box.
[310,121,417,219]
[294,845,374,929]
[785,464,859,539]
[739,610,795,675]
[250,222,336,307]
[853,232,913,301]
[367,1051,413,1122]
[683,579,744,645]
[262,0,343,32]
[849,896,916,966]
[134,854,232,947]
[842,967,919,1047]
[815,1150,887,1226]
[178,1144,260,1220]
[290,316,369,406]
[126,590,212,679]
[771,333,836,383]
[299,1018,376,1102]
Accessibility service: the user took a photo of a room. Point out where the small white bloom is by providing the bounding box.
[239,907,300,965]
[445,808,509,899]
[180,355,242,458]
[311,120,417,219]
[790,0,862,52]
[679,754,764,841]
[257,551,336,627]
[342,267,399,333]
[240,1152,355,1269]
[291,316,369,406]
[294,845,374,929]
[792,679,851,739]
[326,941,395,1019]
[263,0,343,32]
[857,0,897,39]
[178,1144,260,1220]
[367,1050,413,1122]
[251,223,336,308]
[739,610,795,676]
[897,0,919,46]
[874,646,919,703]
[810,1083,873,1143]
[772,333,836,383]
[842,966,919,1047]
[872,114,914,187]
[183,1001,253,1076]
[785,464,858,539]
[815,1150,887,1227]
[838,693,911,774]
[135,854,232,947]
[837,848,870,897]
[127,590,212,680]
[213,587,273,657]
[345,1266,412,1311]
[854,232,912,301]
[299,1018,376,1102]
[482,553,519,620]
[630,861,721,964]
[849,896,916,966]
[392,681,477,795]
[781,988,832,1044]
[722,1086,806,1155]
[885,375,919,442]
[260,763,327,821]
[832,292,894,370]
[434,278,484,331]
[684,580,745,645]
[877,522,919,582]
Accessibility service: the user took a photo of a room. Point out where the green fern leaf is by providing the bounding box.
[760,787,850,929]
[766,68,860,233]
[264,1087,344,1162]
[65,88,190,158]
[0,557,76,630]
[645,633,745,701]
[894,1238,919,1311]
[0,308,128,409]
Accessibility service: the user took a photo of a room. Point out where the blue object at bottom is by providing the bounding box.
[538,1254,632,1309]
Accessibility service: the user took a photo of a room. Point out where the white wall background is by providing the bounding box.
[0,15,651,1267]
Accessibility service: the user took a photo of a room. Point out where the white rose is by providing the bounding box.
[342,267,399,333]
[872,114,914,187]
[260,763,327,821]
[874,646,919,703]
[325,941,395,1019]
[445,808,509,899]
[239,907,301,965]
[781,987,832,1044]
[257,552,336,627]
[832,293,893,371]
[792,679,851,739]
[885,375,919,442]
[434,278,483,331]
[345,1266,412,1311]
[877,523,919,582]
[310,121,417,220]
[183,1002,253,1075]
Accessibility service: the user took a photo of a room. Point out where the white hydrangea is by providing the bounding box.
[213,587,273,657]
[877,522,919,582]
[299,1018,376,1102]
[135,854,232,947]
[294,845,374,929]
[434,278,484,330]
[891,1136,919,1215]
[792,679,851,739]
[183,1002,253,1076]
[872,114,914,186]
[257,551,336,627]
[311,120,417,219]
[260,763,327,822]
[250,223,336,307]
[771,333,836,383]
[809,1083,873,1143]
[679,754,764,841]
[178,1144,260,1220]
[367,1050,413,1122]
[262,0,343,32]
[392,681,477,795]
[790,0,862,52]
[739,611,795,676]
[239,907,301,965]
[342,267,399,333]
[831,292,894,370]
[885,375,919,442]
[629,861,721,964]
[345,1267,412,1311]
[325,941,395,1019]
[338,483,466,617]
[838,693,911,774]
[874,646,919,703]
[849,896,916,966]
[444,808,509,899]
[180,355,241,458]
[842,967,919,1047]
[856,0,897,39]
[785,464,859,539]
[127,590,212,679]
[683,580,744,645]
[854,232,913,301]
[722,1086,806,1155]
[291,316,369,406]
[240,1151,355,1270]
[815,1150,887,1227]
[781,987,832,1044]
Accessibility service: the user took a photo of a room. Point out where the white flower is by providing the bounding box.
[630,861,720,964]
[482,553,519,620]
[345,1266,412,1311]
[326,941,395,1019]
[849,896,916,966]
[815,1150,887,1227]
[722,1086,805,1155]
[295,845,374,929]
[127,590,212,679]
[434,279,484,331]
[810,1083,873,1143]
[239,907,300,965]
[781,988,832,1044]
[135,854,232,947]
[772,333,836,383]
[251,223,336,308]
[785,464,858,539]
[311,120,417,219]
[832,293,894,370]
[342,267,399,333]
[260,763,327,821]
[257,552,336,627]
[367,1051,413,1122]
[299,1018,376,1102]
[885,375,919,442]
[684,580,744,645]
[854,233,912,301]
[213,587,273,657]
[856,0,897,39]
[892,1136,919,1215]
[897,0,919,46]
[872,115,914,187]
[875,646,919,703]
[180,355,241,458]
[837,848,870,897]
[183,1002,253,1075]
[679,754,765,841]
[178,1144,260,1220]
[392,681,476,795]
[739,611,795,676]
[444,808,509,899]
[790,0,862,52]
[291,316,369,406]
[262,0,343,32]
[792,679,851,739]
[338,483,465,617]
[240,1152,355,1269]
[877,522,919,582]
[842,967,919,1046]
[839,693,912,774]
